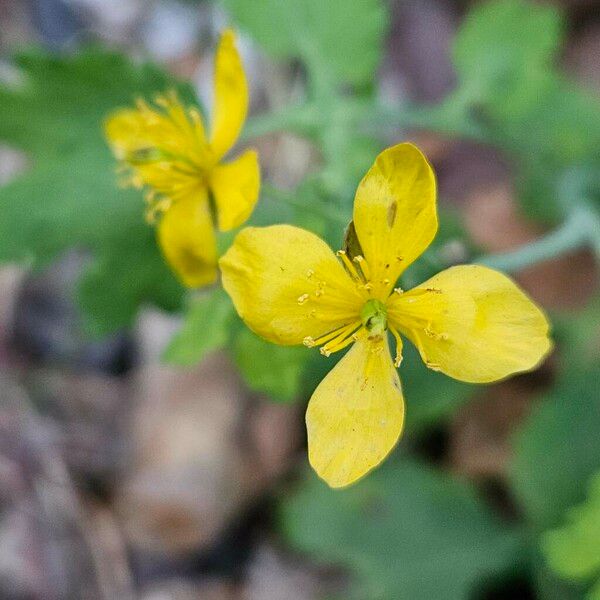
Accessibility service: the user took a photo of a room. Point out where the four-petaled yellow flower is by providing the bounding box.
[104,29,259,288]
[220,143,552,489]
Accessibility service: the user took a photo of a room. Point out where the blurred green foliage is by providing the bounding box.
[542,471,600,600]
[233,328,308,402]
[163,287,234,366]
[449,0,600,222]
[282,459,524,600]
[221,0,385,88]
[0,49,191,334]
[511,368,600,530]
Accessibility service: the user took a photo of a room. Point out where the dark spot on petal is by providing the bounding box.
[387,200,397,228]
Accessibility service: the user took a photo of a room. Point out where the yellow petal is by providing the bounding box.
[353,143,437,299]
[209,149,260,231]
[210,29,248,160]
[157,189,218,288]
[105,94,211,212]
[306,336,405,488]
[105,93,209,166]
[219,225,365,345]
[104,108,147,157]
[387,265,552,383]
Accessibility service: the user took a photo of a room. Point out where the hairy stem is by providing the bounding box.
[477,206,599,273]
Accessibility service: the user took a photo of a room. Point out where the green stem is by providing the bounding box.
[477,206,597,273]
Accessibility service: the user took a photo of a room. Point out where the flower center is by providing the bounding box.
[360,299,387,335]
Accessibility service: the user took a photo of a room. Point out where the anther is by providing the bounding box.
[353,255,371,282]
[297,293,309,305]
[303,336,315,347]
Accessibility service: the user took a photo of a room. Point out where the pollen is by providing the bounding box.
[297,293,310,305]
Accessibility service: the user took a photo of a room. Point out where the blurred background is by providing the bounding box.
[0,0,599,598]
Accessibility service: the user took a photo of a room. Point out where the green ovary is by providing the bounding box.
[360,299,387,335]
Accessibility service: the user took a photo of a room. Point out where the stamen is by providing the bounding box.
[336,250,361,281]
[410,328,427,358]
[321,322,362,356]
[389,326,404,367]
[308,322,359,348]
[144,194,172,223]
[353,255,371,282]
[297,293,310,305]
[406,287,444,299]
[135,97,150,113]
[424,327,449,341]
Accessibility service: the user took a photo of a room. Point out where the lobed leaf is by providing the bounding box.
[221,0,386,87]
[282,459,524,600]
[162,287,234,366]
[0,48,196,332]
[511,367,600,530]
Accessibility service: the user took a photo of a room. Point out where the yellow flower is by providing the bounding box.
[104,30,260,288]
[220,143,552,489]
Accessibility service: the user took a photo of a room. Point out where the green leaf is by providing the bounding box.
[511,367,600,530]
[0,48,194,333]
[488,78,600,222]
[221,0,386,87]
[542,471,600,598]
[162,287,234,366]
[450,0,600,223]
[453,0,562,116]
[281,459,523,600]
[233,328,308,402]
[401,342,473,434]
[534,555,587,600]
[552,298,600,372]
